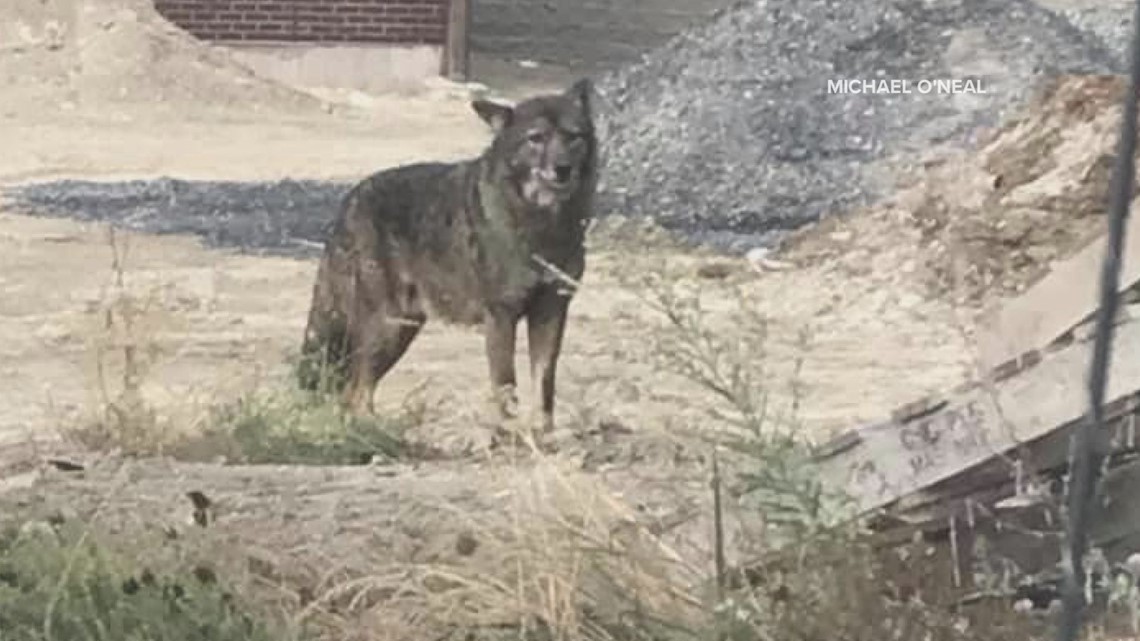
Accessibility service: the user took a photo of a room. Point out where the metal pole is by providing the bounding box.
[1057,2,1140,639]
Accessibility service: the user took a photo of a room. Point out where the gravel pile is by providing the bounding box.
[3,178,347,258]
[1050,1,1133,61]
[594,0,1122,252]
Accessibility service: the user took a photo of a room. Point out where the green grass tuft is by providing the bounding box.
[184,387,424,466]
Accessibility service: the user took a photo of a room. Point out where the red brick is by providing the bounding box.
[154,0,449,45]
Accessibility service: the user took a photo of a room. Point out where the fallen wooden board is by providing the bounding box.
[881,389,1140,524]
[977,204,1140,372]
[816,315,1140,516]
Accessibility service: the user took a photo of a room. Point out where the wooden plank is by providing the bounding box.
[884,391,1140,523]
[816,315,1140,515]
[443,0,471,81]
[977,204,1140,372]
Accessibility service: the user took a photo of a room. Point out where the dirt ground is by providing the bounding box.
[0,3,991,470]
[9,3,1117,481]
[4,0,1129,479]
[0,89,979,628]
[0,78,984,634]
[0,93,981,465]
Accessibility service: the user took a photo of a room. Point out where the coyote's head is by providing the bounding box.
[472,79,597,210]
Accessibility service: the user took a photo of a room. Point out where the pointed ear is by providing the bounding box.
[565,77,593,115]
[471,99,514,132]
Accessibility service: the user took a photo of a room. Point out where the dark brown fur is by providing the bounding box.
[298,79,598,432]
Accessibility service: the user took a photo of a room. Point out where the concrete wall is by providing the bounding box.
[226,43,442,93]
[470,0,738,72]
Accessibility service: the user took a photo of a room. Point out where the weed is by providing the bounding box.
[40,230,1066,641]
[639,270,854,538]
[622,267,1048,641]
[0,518,295,641]
[68,228,177,455]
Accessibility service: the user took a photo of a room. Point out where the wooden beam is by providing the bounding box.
[815,315,1140,516]
[444,0,471,81]
[977,202,1140,372]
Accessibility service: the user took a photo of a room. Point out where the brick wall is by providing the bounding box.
[471,0,736,72]
[153,0,449,45]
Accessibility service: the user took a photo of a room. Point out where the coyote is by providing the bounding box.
[298,79,598,434]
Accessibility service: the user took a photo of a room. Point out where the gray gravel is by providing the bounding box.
[593,0,1123,252]
[1051,1,1134,60]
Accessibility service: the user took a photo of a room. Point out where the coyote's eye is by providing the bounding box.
[526,131,545,145]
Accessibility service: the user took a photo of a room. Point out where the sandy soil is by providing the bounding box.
[0,0,1033,470]
[3,70,1124,495]
[0,98,978,467]
[0,99,977,631]
[8,0,1128,480]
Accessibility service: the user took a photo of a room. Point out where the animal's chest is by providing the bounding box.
[478,234,542,296]
[473,184,584,305]
[477,229,576,304]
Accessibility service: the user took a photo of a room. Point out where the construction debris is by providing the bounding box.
[816,263,1140,605]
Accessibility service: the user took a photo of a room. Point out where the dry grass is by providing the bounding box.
[295,460,707,641]
[66,228,183,455]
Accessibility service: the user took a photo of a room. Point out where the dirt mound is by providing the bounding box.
[910,74,1126,305]
[0,437,756,639]
[0,0,330,120]
[780,74,1126,311]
